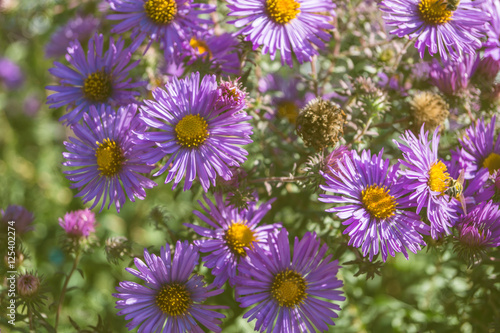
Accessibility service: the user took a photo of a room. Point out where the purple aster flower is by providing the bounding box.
[216,77,247,111]
[379,0,489,61]
[394,126,460,238]
[113,240,226,332]
[483,0,500,61]
[1,205,35,235]
[236,228,345,332]
[258,73,305,123]
[137,72,253,192]
[63,104,157,212]
[46,33,145,125]
[184,193,281,288]
[319,149,429,261]
[453,200,500,265]
[58,208,96,238]
[429,54,479,96]
[227,0,335,67]
[45,15,99,58]
[322,145,352,180]
[456,116,500,178]
[107,0,214,63]
[184,32,241,75]
[0,57,24,90]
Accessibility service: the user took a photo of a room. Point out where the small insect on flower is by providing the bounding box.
[444,0,460,11]
[445,168,467,214]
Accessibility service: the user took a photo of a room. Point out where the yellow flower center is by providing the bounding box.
[224,222,255,257]
[483,152,500,174]
[190,38,212,59]
[361,184,397,220]
[95,138,124,177]
[175,114,209,148]
[144,0,177,24]
[271,269,307,307]
[83,71,112,102]
[266,0,301,24]
[277,101,298,124]
[418,0,453,25]
[155,283,191,316]
[428,160,450,193]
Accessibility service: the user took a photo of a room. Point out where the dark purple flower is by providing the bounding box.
[236,228,345,332]
[58,208,96,237]
[45,15,99,58]
[379,0,489,61]
[1,205,35,235]
[184,193,281,287]
[319,149,429,261]
[394,126,460,238]
[62,104,157,212]
[46,33,145,125]
[107,0,214,63]
[137,72,253,192]
[0,57,24,90]
[227,0,335,67]
[113,241,226,332]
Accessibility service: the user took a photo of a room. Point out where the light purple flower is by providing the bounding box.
[319,149,429,261]
[137,72,253,192]
[113,240,226,332]
[58,208,96,237]
[236,228,345,332]
[184,193,281,287]
[0,57,24,90]
[394,126,460,238]
[227,0,335,67]
[62,104,157,212]
[379,0,489,61]
[107,0,214,63]
[46,33,145,125]
[483,0,500,61]
[216,77,247,111]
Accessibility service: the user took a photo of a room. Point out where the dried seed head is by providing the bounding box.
[410,91,449,133]
[296,98,346,151]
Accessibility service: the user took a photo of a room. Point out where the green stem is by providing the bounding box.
[391,38,413,72]
[249,175,310,184]
[55,250,81,331]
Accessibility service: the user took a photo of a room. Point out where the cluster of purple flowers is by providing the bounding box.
[37,0,500,331]
[320,117,500,263]
[114,195,345,332]
[49,61,254,211]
